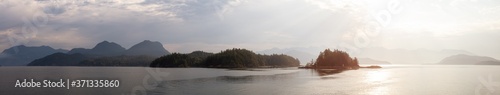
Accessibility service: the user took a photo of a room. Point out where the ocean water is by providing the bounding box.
[0,65,499,95]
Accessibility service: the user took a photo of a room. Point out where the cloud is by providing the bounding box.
[0,0,42,30]
[0,0,498,60]
[0,0,399,52]
[0,0,255,48]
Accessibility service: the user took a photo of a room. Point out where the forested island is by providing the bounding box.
[301,49,380,69]
[150,48,300,68]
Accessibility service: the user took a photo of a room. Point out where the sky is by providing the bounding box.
[0,0,499,59]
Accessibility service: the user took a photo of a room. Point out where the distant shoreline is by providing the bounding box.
[298,65,382,69]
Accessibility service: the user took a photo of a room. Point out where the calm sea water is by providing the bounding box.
[0,65,499,95]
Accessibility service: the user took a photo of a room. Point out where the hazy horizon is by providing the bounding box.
[1,0,499,59]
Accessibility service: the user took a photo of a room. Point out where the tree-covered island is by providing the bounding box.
[301,49,381,69]
[150,48,300,68]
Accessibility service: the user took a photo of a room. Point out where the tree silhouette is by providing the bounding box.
[150,53,197,67]
[150,48,300,68]
[305,49,359,69]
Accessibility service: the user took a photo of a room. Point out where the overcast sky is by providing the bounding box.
[1,0,499,58]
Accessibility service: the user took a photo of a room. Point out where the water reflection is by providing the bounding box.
[216,76,255,83]
[311,69,345,76]
[215,73,298,83]
[368,86,389,95]
[150,72,301,95]
[365,70,391,83]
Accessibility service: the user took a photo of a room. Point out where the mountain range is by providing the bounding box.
[357,58,391,65]
[68,41,126,56]
[258,47,476,65]
[67,40,170,57]
[437,54,500,65]
[2,42,499,66]
[0,45,68,66]
[354,47,475,64]
[123,40,170,57]
[0,40,170,66]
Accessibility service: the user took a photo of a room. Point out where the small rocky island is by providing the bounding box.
[300,49,381,69]
[150,48,300,68]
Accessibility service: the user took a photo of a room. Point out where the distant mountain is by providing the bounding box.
[283,50,315,64]
[358,58,391,65]
[67,48,91,54]
[28,53,158,66]
[78,55,156,66]
[475,61,500,65]
[125,40,170,57]
[68,40,169,57]
[355,47,474,64]
[438,54,500,65]
[68,41,126,56]
[0,45,68,66]
[55,49,69,53]
[26,40,169,66]
[28,53,89,66]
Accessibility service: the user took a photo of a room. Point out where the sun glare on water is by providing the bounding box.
[366,70,391,82]
[362,70,393,95]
